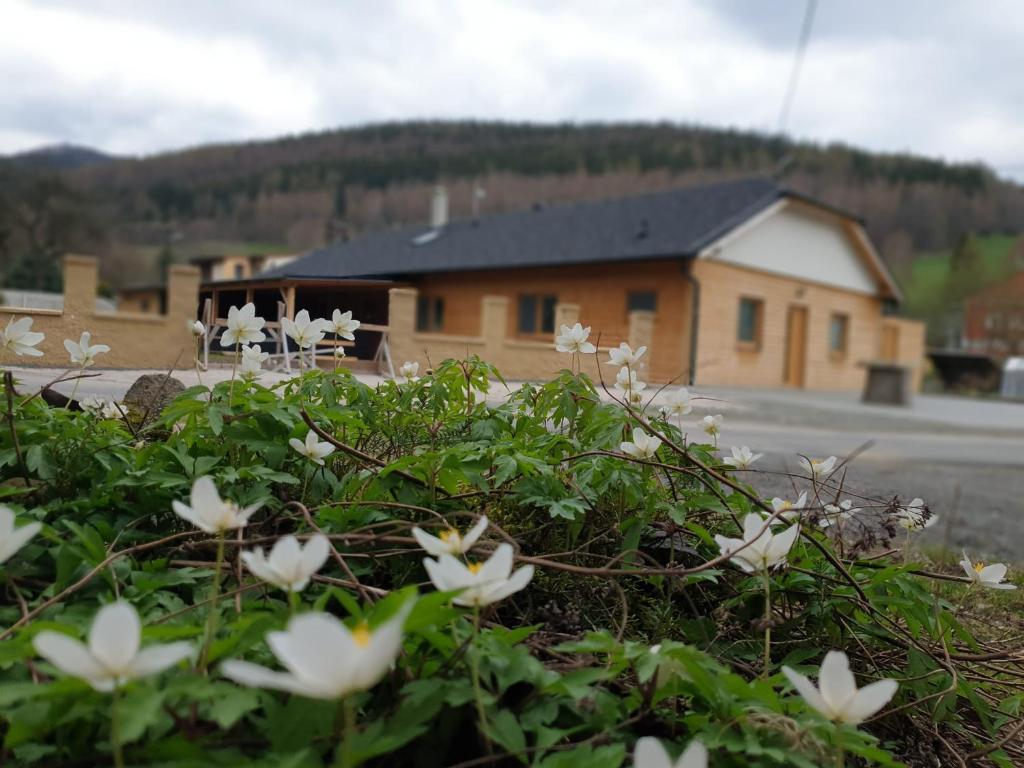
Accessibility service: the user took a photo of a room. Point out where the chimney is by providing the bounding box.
[430,186,448,229]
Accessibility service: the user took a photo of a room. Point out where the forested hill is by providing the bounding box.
[3,121,1023,290]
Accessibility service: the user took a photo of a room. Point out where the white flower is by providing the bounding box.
[554,323,596,354]
[607,342,646,367]
[63,332,109,368]
[819,499,859,528]
[171,476,261,534]
[782,650,898,725]
[765,492,809,525]
[189,320,206,337]
[0,505,41,565]
[282,309,328,350]
[700,414,723,437]
[81,396,122,420]
[634,737,707,768]
[334,344,346,360]
[423,542,534,607]
[663,388,692,417]
[894,497,936,531]
[615,366,647,398]
[240,344,269,377]
[714,512,800,573]
[412,517,488,557]
[398,361,420,382]
[620,427,662,460]
[1,316,44,357]
[221,601,413,699]
[289,429,336,466]
[330,309,361,340]
[959,552,1016,590]
[241,534,331,593]
[221,303,266,347]
[799,455,837,480]
[722,446,762,470]
[33,602,192,692]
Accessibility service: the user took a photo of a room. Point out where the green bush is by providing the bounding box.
[0,358,1019,767]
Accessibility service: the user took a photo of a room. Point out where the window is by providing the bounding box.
[737,297,763,346]
[518,294,557,335]
[829,313,849,356]
[627,290,657,312]
[234,263,244,279]
[416,296,445,332]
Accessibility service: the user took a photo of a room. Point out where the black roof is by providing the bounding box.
[259,178,854,281]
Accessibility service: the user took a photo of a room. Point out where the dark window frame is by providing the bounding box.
[517,293,558,335]
[416,296,445,332]
[829,312,849,358]
[627,290,658,313]
[737,296,764,348]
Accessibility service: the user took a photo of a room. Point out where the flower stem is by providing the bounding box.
[288,589,300,616]
[229,343,240,407]
[110,686,125,768]
[67,368,83,409]
[333,696,356,768]
[198,533,226,673]
[762,568,772,677]
[470,606,493,753]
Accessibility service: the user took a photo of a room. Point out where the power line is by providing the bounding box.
[777,0,818,136]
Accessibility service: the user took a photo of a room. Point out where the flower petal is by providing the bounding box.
[817,651,857,713]
[461,516,488,551]
[221,660,326,697]
[633,737,673,768]
[129,642,193,678]
[0,520,41,564]
[34,631,107,683]
[841,679,898,724]
[412,527,448,557]
[478,543,514,583]
[782,665,830,719]
[88,602,141,672]
[677,739,709,768]
[480,564,534,605]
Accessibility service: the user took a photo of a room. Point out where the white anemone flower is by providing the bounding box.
[172,476,261,534]
[765,492,809,525]
[722,446,762,470]
[615,366,647,398]
[1,316,45,357]
[959,552,1016,590]
[819,499,859,528]
[412,517,488,557]
[782,650,898,725]
[289,429,335,465]
[240,344,269,377]
[221,303,266,347]
[662,388,692,417]
[398,361,420,382]
[700,414,723,437]
[221,601,413,699]
[714,513,800,573]
[894,497,936,530]
[241,534,331,593]
[0,505,42,565]
[334,344,346,360]
[189,320,206,337]
[607,342,646,367]
[33,602,192,692]
[799,455,837,480]
[330,309,361,340]
[554,323,596,354]
[63,332,110,368]
[423,542,534,607]
[282,309,328,350]
[620,428,662,460]
[634,737,708,768]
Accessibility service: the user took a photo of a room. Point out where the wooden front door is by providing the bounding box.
[784,306,808,388]
[880,324,899,361]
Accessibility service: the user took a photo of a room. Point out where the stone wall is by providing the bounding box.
[0,255,200,370]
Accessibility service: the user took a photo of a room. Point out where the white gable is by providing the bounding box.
[702,201,881,296]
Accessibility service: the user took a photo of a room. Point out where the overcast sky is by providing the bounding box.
[2,0,1022,179]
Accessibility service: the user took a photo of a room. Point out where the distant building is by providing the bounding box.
[198,178,924,390]
[118,283,166,314]
[963,272,1024,356]
[192,252,297,283]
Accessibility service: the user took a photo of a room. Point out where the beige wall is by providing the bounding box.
[0,255,200,369]
[118,289,163,315]
[691,260,922,390]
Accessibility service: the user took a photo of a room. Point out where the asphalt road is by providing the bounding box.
[9,367,1024,559]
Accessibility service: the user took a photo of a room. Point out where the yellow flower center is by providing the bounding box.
[351,621,372,648]
[439,530,460,544]
[467,562,483,575]
[974,562,986,574]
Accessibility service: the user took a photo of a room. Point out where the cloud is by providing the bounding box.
[0,0,1021,179]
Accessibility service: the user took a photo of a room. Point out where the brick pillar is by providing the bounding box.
[388,287,418,367]
[481,296,508,359]
[62,255,98,321]
[167,264,201,351]
[555,303,580,332]
[628,309,655,378]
